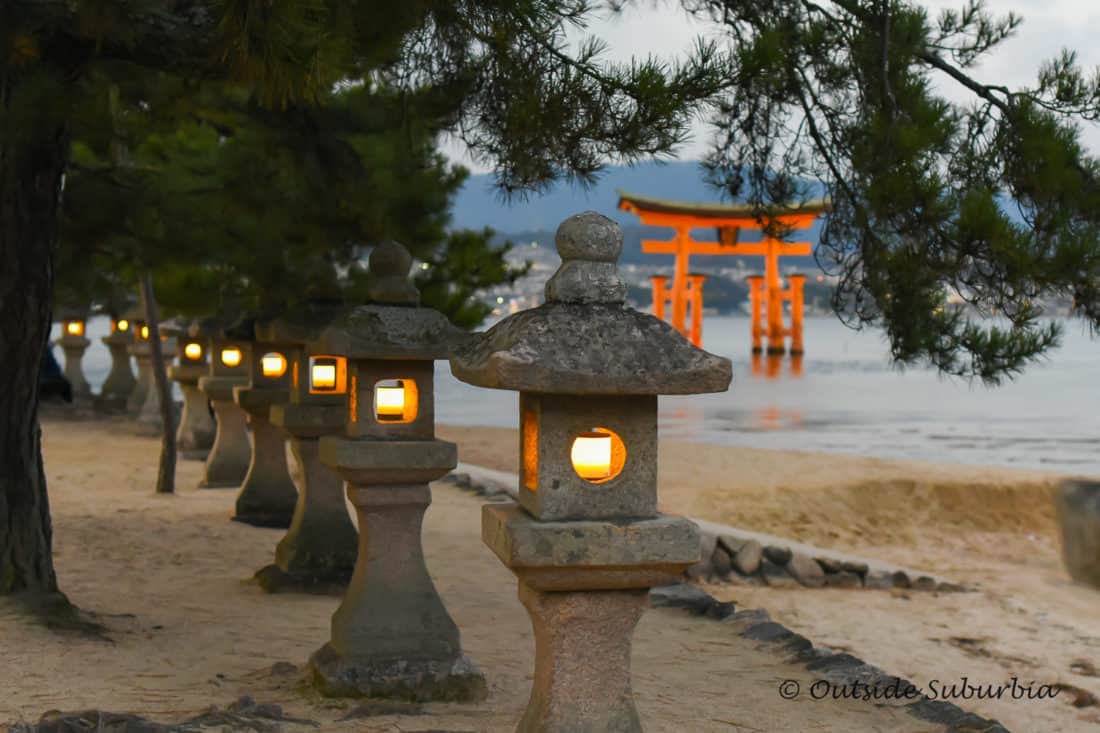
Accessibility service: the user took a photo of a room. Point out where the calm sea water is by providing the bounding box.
[58,315,1100,476]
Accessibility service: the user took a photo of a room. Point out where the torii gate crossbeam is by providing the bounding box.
[618,191,827,354]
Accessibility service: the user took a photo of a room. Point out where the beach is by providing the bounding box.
[1,415,1096,731]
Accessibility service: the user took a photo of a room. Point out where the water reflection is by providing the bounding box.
[750,353,803,379]
[752,405,805,431]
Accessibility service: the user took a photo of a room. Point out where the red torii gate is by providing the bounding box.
[618,191,827,354]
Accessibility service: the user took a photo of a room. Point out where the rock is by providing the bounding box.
[448,472,472,488]
[890,570,912,589]
[686,532,719,580]
[816,557,843,574]
[787,553,826,588]
[824,571,863,588]
[912,575,938,591]
[650,584,715,612]
[649,584,734,619]
[724,608,771,626]
[864,572,895,590]
[1057,479,1100,589]
[841,560,870,576]
[763,545,793,566]
[717,534,746,556]
[936,581,968,593]
[760,558,800,588]
[733,540,764,576]
[711,545,733,580]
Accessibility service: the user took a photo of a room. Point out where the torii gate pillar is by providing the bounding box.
[746,276,765,354]
[787,275,806,356]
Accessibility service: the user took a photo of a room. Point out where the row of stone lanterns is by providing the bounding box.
[239,215,727,730]
[57,212,730,732]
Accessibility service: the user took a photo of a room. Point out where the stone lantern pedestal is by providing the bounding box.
[198,374,251,488]
[483,506,698,731]
[57,334,92,400]
[98,326,136,411]
[310,438,484,700]
[233,386,298,528]
[304,240,485,702]
[451,212,731,732]
[137,338,176,432]
[254,309,358,593]
[127,339,152,415]
[261,399,357,590]
[169,361,215,460]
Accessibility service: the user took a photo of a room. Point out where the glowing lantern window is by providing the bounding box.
[261,352,288,378]
[570,428,626,484]
[309,356,347,394]
[139,325,150,340]
[115,319,130,333]
[183,342,203,361]
[64,320,85,337]
[220,347,243,368]
[373,379,419,423]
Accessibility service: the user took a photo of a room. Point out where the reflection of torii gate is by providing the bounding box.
[618,191,827,354]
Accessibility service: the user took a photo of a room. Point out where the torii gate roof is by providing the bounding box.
[617,190,829,227]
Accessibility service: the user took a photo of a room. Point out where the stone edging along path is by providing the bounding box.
[445,462,970,594]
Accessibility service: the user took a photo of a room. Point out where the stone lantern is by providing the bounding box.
[258,303,359,592]
[97,306,138,410]
[231,327,300,528]
[197,321,254,488]
[125,304,152,414]
[55,305,92,400]
[168,319,217,460]
[450,212,732,732]
[306,241,485,702]
[137,316,177,432]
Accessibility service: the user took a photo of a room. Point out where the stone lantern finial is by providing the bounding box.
[367,240,419,306]
[545,211,627,305]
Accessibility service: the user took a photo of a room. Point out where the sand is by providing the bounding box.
[0,416,1096,732]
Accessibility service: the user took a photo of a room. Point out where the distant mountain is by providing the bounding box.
[450,160,722,233]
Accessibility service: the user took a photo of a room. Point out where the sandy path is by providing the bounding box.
[1,418,954,732]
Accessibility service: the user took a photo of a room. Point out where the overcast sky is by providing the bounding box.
[442,0,1100,173]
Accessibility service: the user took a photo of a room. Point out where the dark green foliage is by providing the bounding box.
[684,0,1100,383]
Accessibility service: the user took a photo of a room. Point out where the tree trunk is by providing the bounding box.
[141,272,177,493]
[0,63,70,600]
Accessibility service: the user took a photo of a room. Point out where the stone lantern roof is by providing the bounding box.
[121,302,146,324]
[450,212,732,395]
[159,317,191,339]
[309,240,467,361]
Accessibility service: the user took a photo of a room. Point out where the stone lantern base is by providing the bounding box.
[58,337,92,401]
[310,642,486,702]
[232,388,298,529]
[197,375,251,488]
[169,363,215,460]
[257,403,357,593]
[308,439,486,702]
[482,503,699,733]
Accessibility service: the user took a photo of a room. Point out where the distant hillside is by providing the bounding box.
[452,160,826,268]
[450,160,722,233]
[493,226,821,271]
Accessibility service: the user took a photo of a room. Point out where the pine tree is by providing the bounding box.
[1,1,721,614]
[685,0,1100,383]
